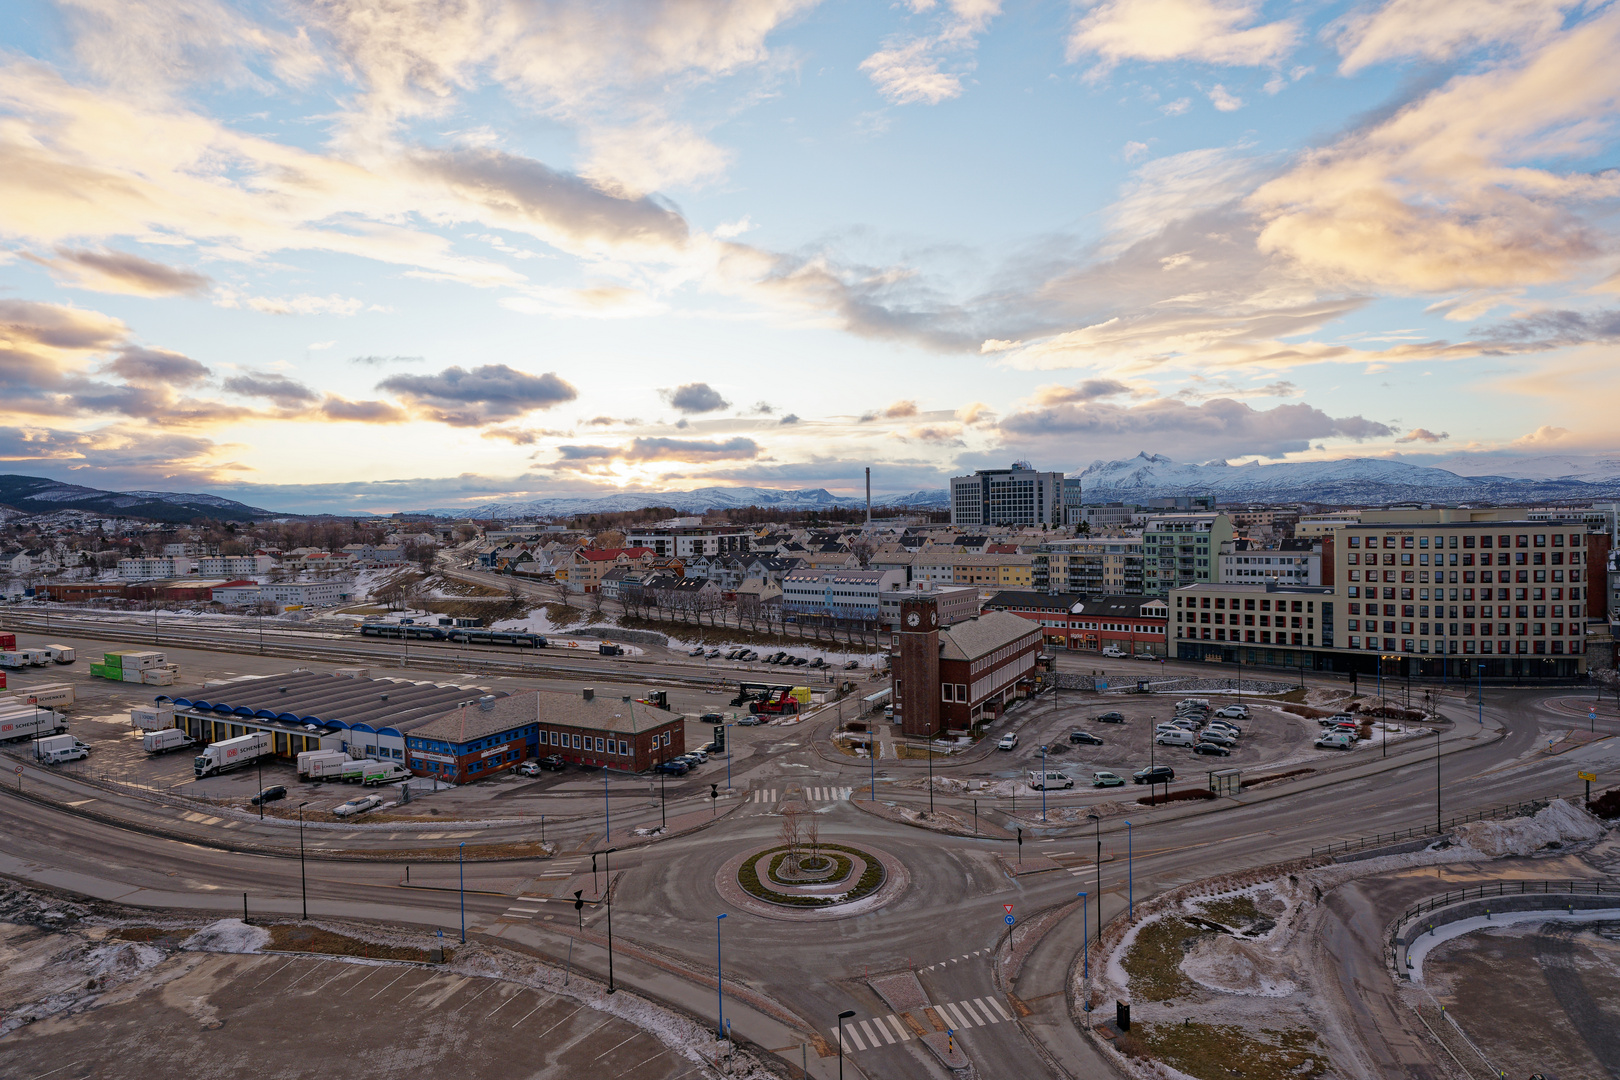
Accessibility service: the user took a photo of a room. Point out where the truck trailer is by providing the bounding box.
[35,733,90,763]
[194,732,271,777]
[0,709,68,742]
[44,644,75,664]
[19,683,75,708]
[143,727,194,754]
[297,749,349,780]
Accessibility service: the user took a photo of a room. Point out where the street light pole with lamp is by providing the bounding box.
[1040,743,1048,822]
[715,913,727,1039]
[297,801,309,919]
[1123,819,1133,918]
[837,1010,856,1080]
[458,840,466,943]
[1087,812,1102,948]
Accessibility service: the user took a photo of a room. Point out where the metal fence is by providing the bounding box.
[1308,795,1569,858]
[1397,879,1615,927]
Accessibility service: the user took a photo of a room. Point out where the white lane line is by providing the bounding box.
[886,1014,911,1041]
[592,1030,644,1061]
[533,1003,585,1041]
[511,992,557,1028]
[368,969,411,1000]
[986,997,1015,1022]
[451,979,496,1015]
[938,1002,972,1028]
[957,999,987,1025]
[859,1019,884,1046]
[485,989,524,1017]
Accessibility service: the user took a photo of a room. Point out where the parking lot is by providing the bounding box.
[991,690,1344,789]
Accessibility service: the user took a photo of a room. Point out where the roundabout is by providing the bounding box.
[716,840,911,921]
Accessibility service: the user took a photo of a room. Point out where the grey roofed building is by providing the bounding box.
[410,688,675,741]
[938,610,1044,661]
[170,670,503,737]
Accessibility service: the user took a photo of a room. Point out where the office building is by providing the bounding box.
[949,462,1064,528]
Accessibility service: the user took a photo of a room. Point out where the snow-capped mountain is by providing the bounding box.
[0,475,272,522]
[1077,453,1620,504]
[423,485,950,518]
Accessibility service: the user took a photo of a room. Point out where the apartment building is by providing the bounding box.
[118,555,195,580]
[1217,538,1322,586]
[879,584,980,629]
[1061,477,1085,526]
[949,463,1064,528]
[625,527,751,559]
[781,567,905,622]
[1035,537,1145,595]
[195,554,275,577]
[984,591,1168,655]
[568,547,661,594]
[1142,513,1233,595]
[909,552,1035,589]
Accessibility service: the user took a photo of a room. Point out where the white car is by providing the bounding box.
[997,733,1019,751]
[1214,705,1249,720]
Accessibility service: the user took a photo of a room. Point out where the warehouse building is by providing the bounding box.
[405,688,684,783]
[161,670,503,761]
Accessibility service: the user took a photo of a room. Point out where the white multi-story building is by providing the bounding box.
[263,581,342,607]
[195,555,275,577]
[781,568,905,621]
[949,462,1064,528]
[1217,540,1322,586]
[118,556,195,580]
[625,528,751,559]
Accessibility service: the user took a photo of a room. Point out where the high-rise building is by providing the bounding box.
[1142,513,1234,595]
[949,462,1063,528]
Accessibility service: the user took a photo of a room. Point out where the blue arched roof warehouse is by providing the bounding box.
[164,670,504,738]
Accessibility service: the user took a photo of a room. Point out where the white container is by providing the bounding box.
[19,683,75,708]
[298,749,348,779]
[120,651,166,670]
[35,733,83,757]
[333,667,370,678]
[45,644,75,664]
[132,704,176,731]
[142,669,175,685]
[0,653,25,670]
[20,648,52,666]
[0,710,68,741]
[143,727,193,753]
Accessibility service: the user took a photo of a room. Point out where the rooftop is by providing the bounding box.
[939,610,1042,662]
[166,670,499,736]
[410,689,680,742]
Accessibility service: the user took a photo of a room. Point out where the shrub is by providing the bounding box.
[1136,789,1219,806]
[1588,787,1620,820]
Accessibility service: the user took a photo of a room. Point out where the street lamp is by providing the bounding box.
[1123,820,1133,919]
[298,801,309,919]
[716,913,727,1039]
[598,846,619,992]
[256,750,264,820]
[1079,890,1090,988]
[1040,743,1048,822]
[459,841,466,943]
[1087,812,1101,949]
[837,1010,856,1080]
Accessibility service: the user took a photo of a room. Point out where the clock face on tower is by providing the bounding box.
[905,612,920,628]
[929,609,938,627]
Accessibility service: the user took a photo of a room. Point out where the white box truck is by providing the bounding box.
[298,749,348,780]
[0,653,25,670]
[0,709,68,742]
[143,727,194,754]
[20,648,52,666]
[20,683,75,708]
[36,733,90,763]
[131,704,176,731]
[194,732,271,777]
[44,644,75,664]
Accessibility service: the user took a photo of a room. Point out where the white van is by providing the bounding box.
[1027,770,1074,790]
[40,743,90,764]
[1315,731,1357,750]
[1101,646,1126,658]
[1155,729,1198,748]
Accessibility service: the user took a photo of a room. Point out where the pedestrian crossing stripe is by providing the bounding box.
[831,997,1011,1052]
[749,787,853,802]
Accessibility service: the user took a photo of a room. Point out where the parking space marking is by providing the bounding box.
[485,988,525,1017]
[611,1049,672,1078]
[510,992,557,1028]
[249,956,299,989]
[532,1002,585,1041]
[280,960,329,991]
[311,962,366,993]
[591,1030,644,1061]
[450,979,496,1015]
[367,969,411,1000]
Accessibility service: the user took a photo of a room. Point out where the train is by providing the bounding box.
[358,623,548,648]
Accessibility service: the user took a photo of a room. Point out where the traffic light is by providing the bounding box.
[712,724,725,752]
[573,889,584,929]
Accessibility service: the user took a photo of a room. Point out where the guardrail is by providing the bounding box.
[1397,879,1614,926]
[1308,794,1570,858]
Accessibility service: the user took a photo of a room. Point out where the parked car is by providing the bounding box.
[701,712,725,722]
[516,761,542,777]
[1193,741,1232,756]
[1319,714,1355,727]
[537,754,567,771]
[251,785,288,805]
[656,760,690,775]
[1206,720,1242,736]
[997,732,1019,751]
[1315,731,1357,750]
[809,657,825,668]
[688,646,706,656]
[1028,770,1074,790]
[844,660,860,670]
[1094,712,1126,724]
[1101,646,1126,658]
[1133,765,1175,785]
[1200,730,1238,747]
[1092,771,1126,787]
[735,715,764,726]
[791,656,807,666]
[1069,730,1104,745]
[685,749,708,762]
[1214,705,1249,720]
[1155,729,1198,748]
[708,648,722,658]
[742,651,759,661]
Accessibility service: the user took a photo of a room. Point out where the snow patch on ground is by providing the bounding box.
[1180,934,1297,997]
[1452,798,1606,858]
[181,919,269,954]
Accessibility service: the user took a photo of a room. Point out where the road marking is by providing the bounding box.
[368,969,411,999]
[23,1061,85,1080]
[837,1023,866,1051]
[983,996,1014,1022]
[592,1030,644,1060]
[280,961,328,991]
[486,989,524,1017]
[249,956,299,989]
[937,1002,970,1028]
[450,979,496,1015]
[511,992,557,1028]
[611,1049,672,1078]
[533,1003,586,1041]
[885,1014,911,1041]
[957,999,988,1025]
[859,1018,885,1046]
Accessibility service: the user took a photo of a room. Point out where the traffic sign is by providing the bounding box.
[12,766,21,775]
[1578,771,1597,782]
[1003,903,1014,914]
[1005,914,1015,926]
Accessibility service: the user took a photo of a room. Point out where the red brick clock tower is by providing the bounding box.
[893,596,940,737]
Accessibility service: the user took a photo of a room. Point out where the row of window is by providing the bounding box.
[1354,602,1577,619]
[1178,595,1317,612]
[1179,627,1312,647]
[408,724,537,755]
[1348,636,1583,655]
[1346,532,1573,549]
[1347,550,1580,566]
[1346,577,1585,598]
[538,728,671,755]
[1351,569,1582,584]
[968,636,1039,676]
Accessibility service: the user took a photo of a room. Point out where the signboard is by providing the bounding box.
[1003,904,1014,914]
[1578,771,1597,782]
[1004,914,1015,926]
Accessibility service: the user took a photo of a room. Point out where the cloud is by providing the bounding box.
[0,421,235,489]
[1000,396,1396,460]
[662,382,731,414]
[1248,10,1620,292]
[349,355,427,366]
[750,400,775,415]
[102,346,211,386]
[320,397,409,423]
[1207,84,1243,111]
[779,413,800,424]
[555,436,761,464]
[221,373,322,407]
[1330,0,1583,75]
[1396,427,1449,443]
[377,364,579,426]
[1068,0,1299,73]
[0,299,128,353]
[1475,306,1620,348]
[1512,424,1572,448]
[884,399,920,419]
[860,0,1001,106]
[899,423,965,445]
[956,401,996,424]
[231,293,367,316]
[581,121,733,197]
[1122,140,1150,162]
[482,426,539,445]
[27,247,212,296]
[1031,379,1134,405]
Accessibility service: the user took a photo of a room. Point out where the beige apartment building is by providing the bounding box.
[1035,537,1145,594]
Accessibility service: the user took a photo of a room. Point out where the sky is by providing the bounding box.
[2,0,1619,514]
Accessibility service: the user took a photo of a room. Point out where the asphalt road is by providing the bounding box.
[2,639,1616,1079]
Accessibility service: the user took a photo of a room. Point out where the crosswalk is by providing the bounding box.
[1040,849,1097,877]
[749,787,853,803]
[831,996,1014,1052]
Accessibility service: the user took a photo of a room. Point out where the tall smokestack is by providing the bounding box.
[865,467,872,525]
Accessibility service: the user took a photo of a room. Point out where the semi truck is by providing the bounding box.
[194,732,271,777]
[0,709,68,742]
[143,727,195,754]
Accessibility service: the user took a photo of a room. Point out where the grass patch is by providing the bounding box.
[1196,894,1261,929]
[268,924,447,963]
[1275,687,1309,704]
[738,844,885,907]
[1122,916,1209,1001]
[1136,789,1219,806]
[1139,1023,1328,1080]
[543,602,587,628]
[766,849,852,886]
[894,743,953,760]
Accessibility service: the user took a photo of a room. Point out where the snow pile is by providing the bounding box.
[929,776,973,794]
[1180,934,1297,997]
[181,919,270,954]
[86,940,166,981]
[1452,799,1606,858]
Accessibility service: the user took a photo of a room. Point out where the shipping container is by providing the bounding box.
[0,632,16,650]
[142,669,175,685]
[0,653,26,670]
[131,704,176,731]
[20,683,74,708]
[44,644,75,664]
[143,727,193,754]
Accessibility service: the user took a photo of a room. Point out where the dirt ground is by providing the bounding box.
[1425,919,1620,1079]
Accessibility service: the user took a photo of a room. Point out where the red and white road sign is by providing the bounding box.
[1003,903,1014,914]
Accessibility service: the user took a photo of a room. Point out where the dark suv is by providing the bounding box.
[1132,765,1175,785]
[537,755,567,772]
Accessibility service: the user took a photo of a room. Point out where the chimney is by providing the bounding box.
[478,695,496,711]
[583,687,595,701]
[865,467,872,525]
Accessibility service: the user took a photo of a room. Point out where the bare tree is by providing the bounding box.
[804,812,820,864]
[779,806,804,873]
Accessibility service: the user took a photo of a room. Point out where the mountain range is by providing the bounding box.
[0,475,273,523]
[434,485,952,519]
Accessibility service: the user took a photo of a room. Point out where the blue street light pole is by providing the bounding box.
[1124,820,1133,919]
[1079,891,1089,983]
[716,913,727,1040]
[458,841,466,943]
[726,723,733,792]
